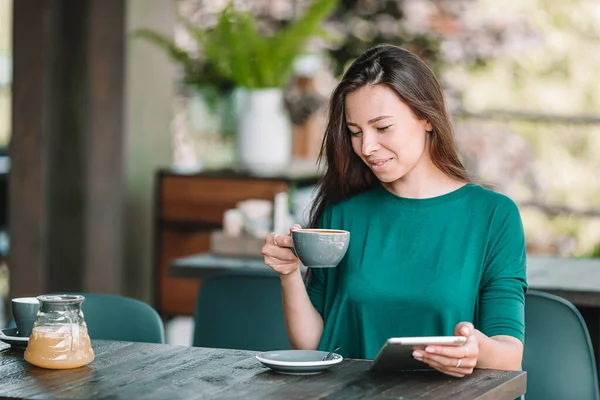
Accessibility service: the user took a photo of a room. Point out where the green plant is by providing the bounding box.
[133,0,337,90]
[588,241,600,258]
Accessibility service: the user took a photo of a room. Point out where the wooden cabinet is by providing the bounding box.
[154,169,319,317]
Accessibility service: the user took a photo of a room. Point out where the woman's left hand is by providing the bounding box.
[412,322,479,378]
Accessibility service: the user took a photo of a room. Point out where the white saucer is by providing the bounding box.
[256,350,343,375]
[0,328,29,349]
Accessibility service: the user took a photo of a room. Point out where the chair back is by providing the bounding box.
[523,290,599,400]
[79,293,165,344]
[193,270,291,351]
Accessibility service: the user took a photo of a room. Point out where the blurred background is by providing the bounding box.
[0,0,599,350]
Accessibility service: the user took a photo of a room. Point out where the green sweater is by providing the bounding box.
[306,183,527,360]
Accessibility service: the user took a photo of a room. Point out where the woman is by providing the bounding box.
[262,44,527,377]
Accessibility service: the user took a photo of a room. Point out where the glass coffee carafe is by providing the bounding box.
[24,294,94,369]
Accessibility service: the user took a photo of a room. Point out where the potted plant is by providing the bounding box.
[133,15,237,148]
[134,0,337,174]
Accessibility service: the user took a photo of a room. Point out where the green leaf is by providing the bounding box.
[130,0,338,89]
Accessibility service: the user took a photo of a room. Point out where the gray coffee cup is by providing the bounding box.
[291,229,350,268]
[12,297,40,337]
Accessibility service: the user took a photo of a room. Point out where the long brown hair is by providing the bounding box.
[308,44,470,228]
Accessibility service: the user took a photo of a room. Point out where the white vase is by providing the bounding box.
[236,88,292,175]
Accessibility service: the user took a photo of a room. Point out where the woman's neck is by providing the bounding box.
[382,161,465,199]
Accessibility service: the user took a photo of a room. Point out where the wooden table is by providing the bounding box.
[0,340,526,399]
[170,253,600,307]
[526,256,600,307]
[170,252,271,279]
[171,254,600,298]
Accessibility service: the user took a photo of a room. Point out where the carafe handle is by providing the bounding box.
[65,313,80,351]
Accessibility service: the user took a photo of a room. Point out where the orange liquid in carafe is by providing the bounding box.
[24,326,94,369]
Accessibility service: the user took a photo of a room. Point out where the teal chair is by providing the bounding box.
[8,293,165,344]
[523,290,599,400]
[78,293,165,344]
[193,270,291,351]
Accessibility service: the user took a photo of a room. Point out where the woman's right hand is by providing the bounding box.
[262,224,301,275]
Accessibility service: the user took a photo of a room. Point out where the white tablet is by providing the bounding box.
[371,336,467,372]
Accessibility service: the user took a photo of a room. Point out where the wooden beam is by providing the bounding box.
[84,0,125,294]
[10,0,126,298]
[46,0,88,293]
[9,0,52,297]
